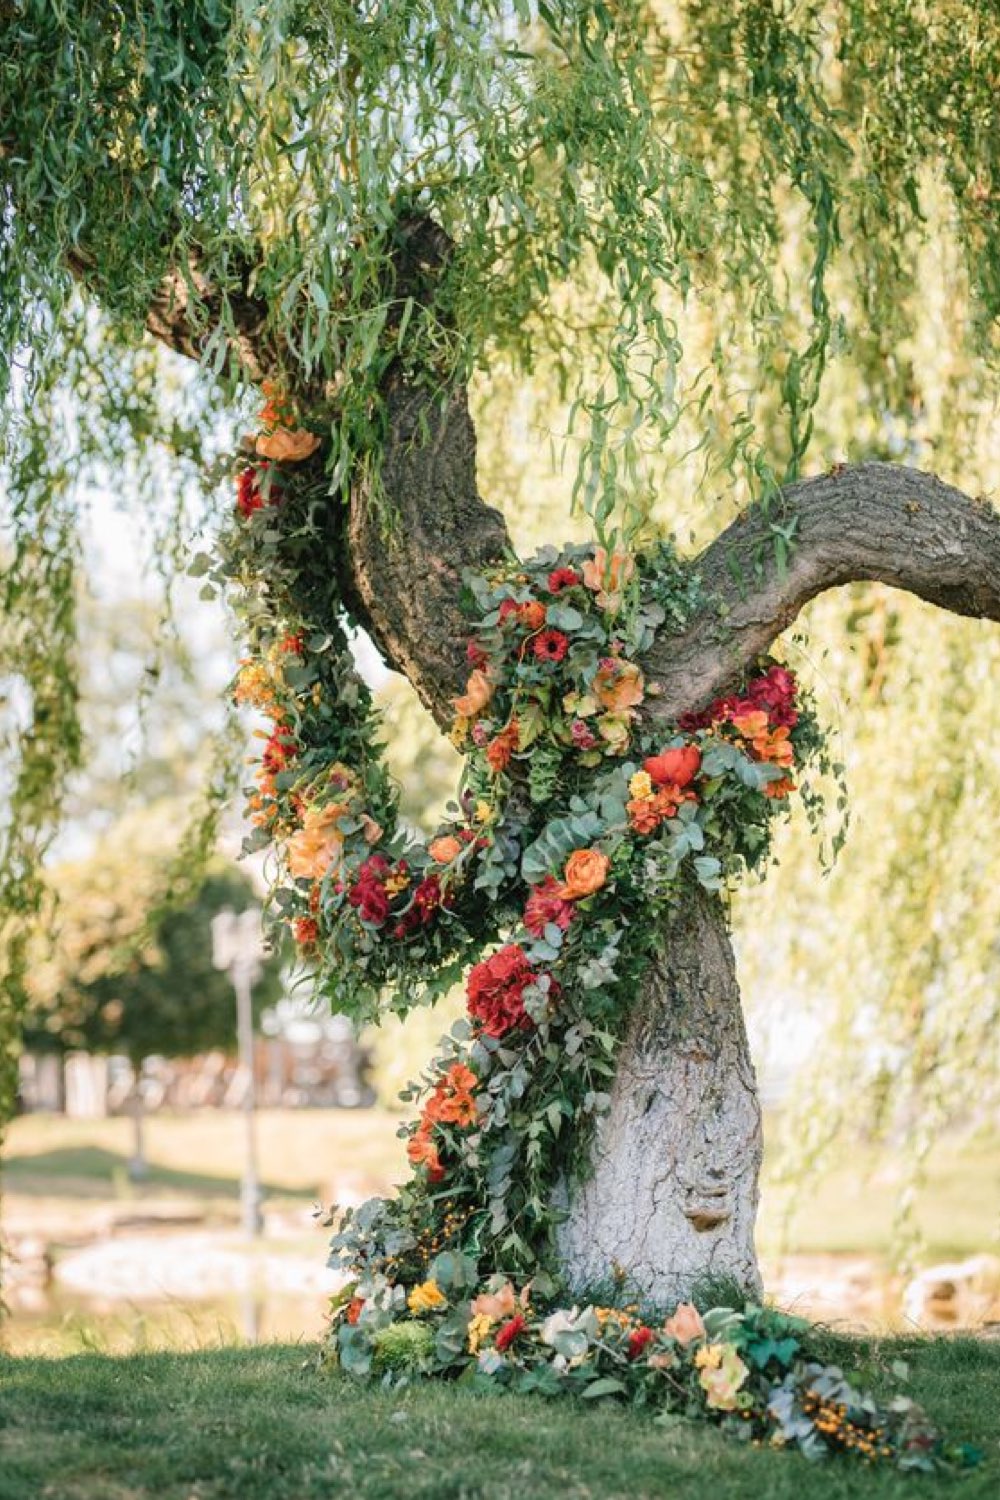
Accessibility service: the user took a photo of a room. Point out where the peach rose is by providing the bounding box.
[452,668,493,719]
[472,1282,518,1321]
[559,848,610,901]
[286,803,346,880]
[255,426,320,463]
[429,835,463,863]
[519,600,547,631]
[663,1302,706,1345]
[594,659,644,713]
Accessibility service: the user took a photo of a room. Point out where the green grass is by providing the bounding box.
[0,1339,997,1500]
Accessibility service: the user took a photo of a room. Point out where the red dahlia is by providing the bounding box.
[533,629,570,663]
[547,567,581,592]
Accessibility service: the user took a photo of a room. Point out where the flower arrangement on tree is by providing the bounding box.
[210,396,976,1474]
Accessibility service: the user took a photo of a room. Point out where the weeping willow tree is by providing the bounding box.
[3,2,1000,1298]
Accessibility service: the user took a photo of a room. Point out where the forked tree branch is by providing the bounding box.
[643,462,1000,723]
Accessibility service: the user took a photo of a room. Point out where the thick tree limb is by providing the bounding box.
[644,462,1000,723]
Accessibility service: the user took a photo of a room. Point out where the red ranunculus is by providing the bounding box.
[523,876,575,938]
[644,744,701,788]
[262,727,297,774]
[467,944,538,1037]
[495,1313,527,1352]
[547,566,582,593]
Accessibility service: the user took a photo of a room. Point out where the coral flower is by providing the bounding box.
[520,600,547,631]
[345,1297,365,1326]
[286,803,346,880]
[663,1302,706,1345]
[255,425,321,463]
[407,1124,444,1181]
[582,547,636,612]
[429,834,463,863]
[292,916,319,948]
[452,668,493,719]
[559,848,610,901]
[593,659,644,713]
[533,629,569,663]
[644,745,701,788]
[472,1283,518,1321]
[486,719,520,774]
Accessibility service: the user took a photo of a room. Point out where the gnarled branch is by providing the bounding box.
[645,462,1000,722]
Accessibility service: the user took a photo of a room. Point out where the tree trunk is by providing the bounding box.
[558,887,763,1307]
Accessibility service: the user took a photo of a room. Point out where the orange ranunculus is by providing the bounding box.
[255,425,321,463]
[663,1302,706,1345]
[519,600,547,631]
[559,848,611,901]
[644,744,701,789]
[452,668,493,719]
[345,1296,365,1325]
[581,547,636,612]
[486,718,520,774]
[594,659,644,713]
[286,803,347,880]
[763,775,795,799]
[429,835,463,864]
[424,1062,478,1128]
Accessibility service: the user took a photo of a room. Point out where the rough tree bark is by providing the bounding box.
[126,226,1000,1305]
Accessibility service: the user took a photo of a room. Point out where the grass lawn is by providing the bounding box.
[0,1338,997,1500]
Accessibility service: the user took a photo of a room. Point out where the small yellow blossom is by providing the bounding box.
[474,800,493,824]
[695,1343,723,1371]
[628,770,653,801]
[385,870,411,896]
[407,1280,447,1315]
[449,716,470,749]
[467,1313,494,1353]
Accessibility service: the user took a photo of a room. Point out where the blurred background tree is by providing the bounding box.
[23,805,283,1174]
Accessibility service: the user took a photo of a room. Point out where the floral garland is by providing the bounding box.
[214,394,976,1473]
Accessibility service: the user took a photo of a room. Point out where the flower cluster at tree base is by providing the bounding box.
[324,1262,980,1474]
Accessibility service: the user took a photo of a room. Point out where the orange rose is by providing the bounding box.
[559,848,610,901]
[763,776,795,799]
[486,718,520,774]
[663,1302,706,1345]
[429,835,463,864]
[452,668,493,719]
[255,426,320,463]
[519,600,547,631]
[407,1124,444,1181]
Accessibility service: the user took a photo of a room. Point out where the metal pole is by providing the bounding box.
[234,963,263,1238]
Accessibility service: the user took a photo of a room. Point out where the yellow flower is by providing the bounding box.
[467,1313,494,1353]
[449,716,470,749]
[385,870,411,896]
[698,1346,749,1412]
[407,1280,447,1315]
[628,770,653,801]
[597,714,632,755]
[474,800,493,824]
[695,1342,723,1370]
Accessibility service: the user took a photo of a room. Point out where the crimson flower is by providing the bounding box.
[533,629,569,664]
[467,944,538,1037]
[523,876,575,938]
[547,567,581,592]
[495,1313,527,1352]
[628,1325,654,1360]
